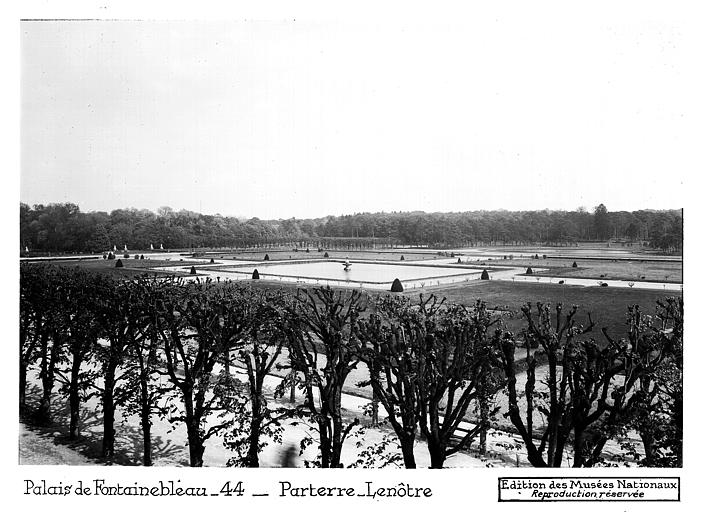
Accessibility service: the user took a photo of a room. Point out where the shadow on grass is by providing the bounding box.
[21,384,186,466]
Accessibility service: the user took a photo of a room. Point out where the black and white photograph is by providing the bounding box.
[5,0,698,509]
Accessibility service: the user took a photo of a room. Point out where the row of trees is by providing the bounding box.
[20,264,682,468]
[20,203,682,253]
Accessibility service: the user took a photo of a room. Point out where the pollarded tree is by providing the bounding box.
[356,294,443,468]
[123,275,181,466]
[359,296,442,469]
[415,300,506,468]
[497,300,682,468]
[497,302,595,467]
[602,298,683,467]
[224,288,292,467]
[19,264,54,411]
[55,270,105,440]
[154,278,245,467]
[93,278,149,460]
[283,287,366,467]
[359,295,507,469]
[21,265,68,424]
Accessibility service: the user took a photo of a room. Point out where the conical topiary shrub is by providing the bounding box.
[210,258,215,263]
[572,261,578,268]
[107,252,115,260]
[481,269,490,280]
[190,266,197,275]
[526,267,533,275]
[390,278,404,292]
[457,257,462,263]
[535,254,539,259]
[400,255,405,261]
[115,259,123,268]
[306,248,310,253]
[252,269,260,279]
[140,254,145,260]
[264,254,270,261]
[324,252,329,258]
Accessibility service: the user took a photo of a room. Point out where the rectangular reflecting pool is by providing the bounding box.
[218,260,483,287]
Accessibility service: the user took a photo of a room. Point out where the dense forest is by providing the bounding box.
[20,203,682,253]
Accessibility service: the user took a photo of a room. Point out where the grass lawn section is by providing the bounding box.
[45,259,681,341]
[218,250,443,262]
[46,258,197,279]
[470,258,682,283]
[409,279,682,342]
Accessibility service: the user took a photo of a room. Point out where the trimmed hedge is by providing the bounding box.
[390,278,404,292]
[252,269,260,279]
[481,269,490,280]
[115,259,123,268]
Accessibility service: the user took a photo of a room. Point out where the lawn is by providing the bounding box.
[43,256,681,342]
[471,258,682,283]
[411,279,682,341]
[218,249,445,262]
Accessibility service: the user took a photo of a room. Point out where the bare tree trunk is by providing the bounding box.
[370,389,379,427]
[68,353,82,440]
[289,374,296,403]
[223,346,230,376]
[318,418,332,468]
[247,415,262,468]
[246,377,263,467]
[19,361,27,410]
[183,393,204,467]
[398,435,417,469]
[426,436,446,469]
[101,361,117,459]
[137,356,153,466]
[478,393,489,457]
[37,333,55,425]
[140,402,153,466]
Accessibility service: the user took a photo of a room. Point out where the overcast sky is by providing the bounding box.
[20,8,694,219]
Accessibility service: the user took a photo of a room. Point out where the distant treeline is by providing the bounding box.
[20,202,682,253]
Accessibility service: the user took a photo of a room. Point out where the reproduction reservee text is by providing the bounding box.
[498,477,680,502]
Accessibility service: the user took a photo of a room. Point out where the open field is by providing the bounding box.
[407,279,682,342]
[44,255,682,342]
[473,258,682,283]
[217,249,445,262]
[47,257,198,278]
